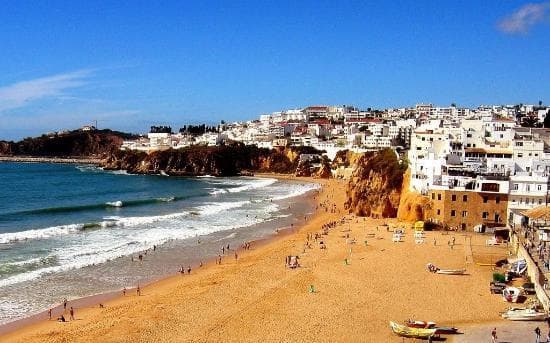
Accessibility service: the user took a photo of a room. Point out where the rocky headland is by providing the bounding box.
[101,143,323,177]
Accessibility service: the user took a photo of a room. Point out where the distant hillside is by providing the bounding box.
[0,129,138,157]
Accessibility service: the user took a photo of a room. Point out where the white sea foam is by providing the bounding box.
[0,224,84,244]
[271,182,320,201]
[208,188,227,195]
[196,201,250,216]
[227,178,277,193]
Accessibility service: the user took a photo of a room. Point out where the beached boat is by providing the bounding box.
[390,321,436,339]
[405,319,436,328]
[503,287,522,303]
[436,268,466,275]
[501,308,547,321]
[434,326,459,334]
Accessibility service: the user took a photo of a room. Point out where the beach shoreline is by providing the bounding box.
[0,174,321,336]
[1,176,513,342]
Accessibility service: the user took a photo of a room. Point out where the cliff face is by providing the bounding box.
[396,168,433,222]
[0,130,134,157]
[345,149,407,218]
[101,144,323,176]
[0,141,13,155]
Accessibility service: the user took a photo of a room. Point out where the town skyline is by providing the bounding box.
[0,1,549,140]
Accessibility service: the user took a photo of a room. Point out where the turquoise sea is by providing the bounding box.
[0,163,318,324]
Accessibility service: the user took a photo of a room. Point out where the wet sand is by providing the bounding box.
[1,177,511,342]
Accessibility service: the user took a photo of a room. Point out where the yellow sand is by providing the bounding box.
[1,177,510,342]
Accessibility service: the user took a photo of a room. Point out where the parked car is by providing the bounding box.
[521,282,536,295]
[490,282,507,294]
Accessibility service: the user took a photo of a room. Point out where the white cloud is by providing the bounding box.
[0,70,91,112]
[497,2,550,34]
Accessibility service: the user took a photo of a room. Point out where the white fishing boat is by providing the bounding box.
[503,287,522,303]
[501,308,547,321]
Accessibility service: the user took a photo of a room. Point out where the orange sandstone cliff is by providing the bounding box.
[344,149,407,217]
[344,149,433,221]
[396,168,433,222]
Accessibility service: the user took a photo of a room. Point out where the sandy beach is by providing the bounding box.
[1,177,512,342]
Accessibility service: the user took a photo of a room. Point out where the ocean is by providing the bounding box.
[0,162,318,325]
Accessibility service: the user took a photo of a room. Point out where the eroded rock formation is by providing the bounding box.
[345,149,407,218]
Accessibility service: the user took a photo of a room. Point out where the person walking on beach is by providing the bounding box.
[63,298,67,310]
[48,308,52,320]
[122,287,126,296]
[187,266,191,274]
[234,251,238,260]
[491,327,497,343]
[137,285,141,296]
[535,326,541,343]
[69,307,75,321]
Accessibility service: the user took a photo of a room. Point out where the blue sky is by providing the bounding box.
[0,1,548,140]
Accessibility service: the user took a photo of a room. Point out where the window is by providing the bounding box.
[451,210,456,217]
[437,209,441,215]
[482,212,489,219]
[451,195,457,201]
[483,196,488,203]
[462,211,467,217]
[437,194,441,200]
[463,195,468,202]
[496,196,500,204]
[431,193,435,200]
[526,185,530,192]
[518,153,523,158]
[513,184,518,190]
[538,185,542,191]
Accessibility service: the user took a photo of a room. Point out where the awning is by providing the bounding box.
[521,205,550,221]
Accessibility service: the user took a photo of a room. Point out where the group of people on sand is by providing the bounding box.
[179,265,192,275]
[130,245,157,262]
[48,298,75,322]
[317,199,339,214]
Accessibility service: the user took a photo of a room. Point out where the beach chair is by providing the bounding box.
[392,234,402,243]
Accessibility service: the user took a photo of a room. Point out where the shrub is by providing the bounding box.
[493,272,506,283]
